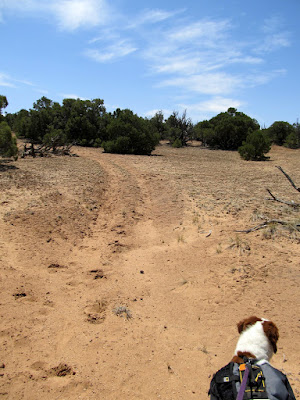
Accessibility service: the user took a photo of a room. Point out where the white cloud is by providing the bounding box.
[127,8,184,29]
[167,19,231,43]
[245,69,286,87]
[144,108,172,119]
[0,73,16,87]
[34,88,49,95]
[140,14,289,101]
[263,15,283,34]
[85,39,137,62]
[0,0,112,30]
[179,97,243,114]
[88,29,119,45]
[159,73,242,95]
[256,32,291,53]
[0,72,34,88]
[149,50,263,77]
[152,55,202,75]
[255,15,291,53]
[51,0,110,31]
[142,17,265,97]
[169,97,244,123]
[60,93,88,100]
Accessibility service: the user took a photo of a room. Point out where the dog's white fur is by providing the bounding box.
[234,319,275,361]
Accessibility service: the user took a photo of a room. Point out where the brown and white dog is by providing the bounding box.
[209,316,296,399]
[232,315,279,364]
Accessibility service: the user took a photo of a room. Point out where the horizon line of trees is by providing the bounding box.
[1,95,300,159]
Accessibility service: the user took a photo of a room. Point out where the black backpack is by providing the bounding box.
[209,360,269,400]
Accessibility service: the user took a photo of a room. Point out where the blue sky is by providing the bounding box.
[1,0,299,127]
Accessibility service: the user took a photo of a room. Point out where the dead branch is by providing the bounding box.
[236,220,300,234]
[21,141,74,158]
[266,188,300,207]
[276,166,300,192]
[266,166,300,207]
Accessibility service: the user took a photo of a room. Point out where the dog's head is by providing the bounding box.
[233,316,279,363]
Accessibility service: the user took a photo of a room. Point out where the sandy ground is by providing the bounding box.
[0,143,299,399]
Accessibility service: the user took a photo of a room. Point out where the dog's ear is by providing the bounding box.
[237,316,262,334]
[263,320,279,354]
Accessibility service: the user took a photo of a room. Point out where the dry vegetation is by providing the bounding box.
[0,143,299,399]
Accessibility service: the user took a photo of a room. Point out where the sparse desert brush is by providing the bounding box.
[216,243,222,254]
[228,235,251,255]
[223,200,242,216]
[251,209,266,222]
[113,306,132,319]
[177,233,185,243]
[179,277,189,286]
[262,222,278,239]
[192,212,199,225]
[200,345,209,354]
[192,210,206,231]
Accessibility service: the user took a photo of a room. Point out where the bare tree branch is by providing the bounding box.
[22,141,75,158]
[266,188,300,207]
[276,166,300,192]
[236,220,300,234]
[238,167,300,236]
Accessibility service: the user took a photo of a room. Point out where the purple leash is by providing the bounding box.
[236,364,250,400]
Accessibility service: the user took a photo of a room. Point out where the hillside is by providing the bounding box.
[0,143,299,399]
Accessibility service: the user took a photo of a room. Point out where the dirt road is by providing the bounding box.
[0,144,299,399]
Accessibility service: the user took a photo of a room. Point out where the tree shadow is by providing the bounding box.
[0,160,19,172]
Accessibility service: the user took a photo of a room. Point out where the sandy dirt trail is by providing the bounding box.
[0,144,299,399]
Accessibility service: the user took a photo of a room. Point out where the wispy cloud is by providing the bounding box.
[159,72,242,95]
[60,93,88,100]
[245,69,286,87]
[34,88,49,95]
[127,8,184,29]
[144,108,172,119]
[138,13,291,104]
[0,72,34,88]
[85,39,137,62]
[262,15,283,34]
[256,32,291,53]
[141,17,267,94]
[167,19,231,43]
[0,73,16,88]
[179,97,243,114]
[147,49,263,77]
[256,15,291,53]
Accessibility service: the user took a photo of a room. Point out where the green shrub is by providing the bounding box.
[238,131,271,161]
[284,132,300,149]
[104,109,158,155]
[103,136,131,154]
[93,138,103,148]
[266,121,294,145]
[202,108,260,150]
[171,138,183,148]
[78,138,88,146]
[0,121,18,159]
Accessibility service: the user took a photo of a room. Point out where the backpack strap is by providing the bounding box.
[236,363,250,400]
